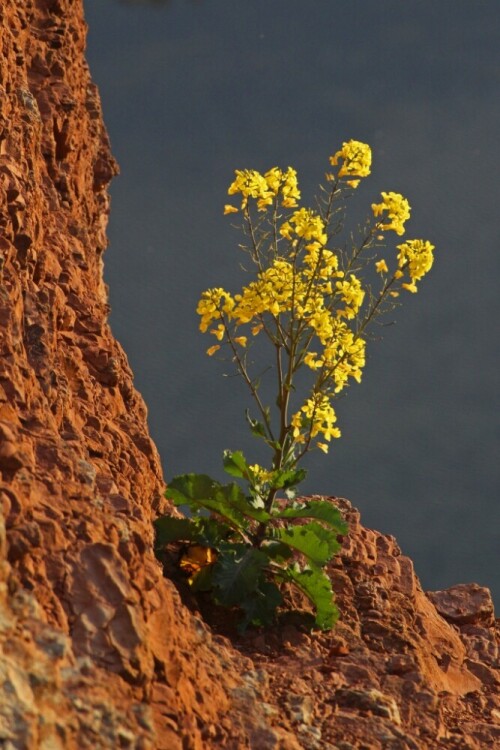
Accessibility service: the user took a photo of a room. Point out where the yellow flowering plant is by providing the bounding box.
[155,140,435,631]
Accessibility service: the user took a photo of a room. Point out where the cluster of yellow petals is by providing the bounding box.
[200,142,435,457]
[291,394,341,452]
[373,240,435,294]
[372,192,411,235]
[329,140,372,188]
[304,320,366,393]
[232,260,300,322]
[225,166,301,213]
[197,288,234,333]
[280,208,328,244]
[248,464,275,484]
[335,275,365,319]
[375,259,389,274]
[397,239,435,289]
[198,208,368,399]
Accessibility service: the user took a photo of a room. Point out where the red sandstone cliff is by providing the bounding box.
[0,2,498,748]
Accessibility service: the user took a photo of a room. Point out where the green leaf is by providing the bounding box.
[223,450,249,479]
[275,500,348,535]
[216,482,271,523]
[154,516,199,547]
[287,564,339,630]
[272,467,307,490]
[276,522,341,565]
[194,495,248,530]
[212,545,268,606]
[165,473,249,530]
[239,581,283,631]
[165,473,219,507]
[245,410,268,439]
[261,540,294,562]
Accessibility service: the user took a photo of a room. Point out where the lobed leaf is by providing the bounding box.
[165,473,250,530]
[223,450,249,479]
[165,473,219,507]
[212,544,269,606]
[216,482,271,523]
[276,522,341,565]
[275,499,348,536]
[239,581,283,631]
[271,467,307,490]
[286,564,339,630]
[154,516,199,547]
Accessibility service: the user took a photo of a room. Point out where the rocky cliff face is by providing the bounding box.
[0,2,497,748]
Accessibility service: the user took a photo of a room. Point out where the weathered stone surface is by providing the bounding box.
[0,2,498,748]
[0,1,254,747]
[427,583,495,627]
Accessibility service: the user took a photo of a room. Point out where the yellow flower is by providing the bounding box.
[401,282,418,293]
[330,140,372,180]
[372,192,411,235]
[249,464,274,483]
[397,239,435,282]
[197,288,234,332]
[394,270,404,279]
[292,394,341,443]
[335,274,365,319]
[210,324,226,341]
[264,167,282,193]
[228,169,273,211]
[224,204,238,215]
[279,221,294,240]
[251,323,263,336]
[375,259,388,274]
[206,345,220,356]
[289,208,327,243]
[304,352,323,370]
[234,336,247,347]
[280,166,301,207]
[291,411,305,440]
[317,442,329,454]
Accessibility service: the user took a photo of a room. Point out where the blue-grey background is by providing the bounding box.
[84,0,499,603]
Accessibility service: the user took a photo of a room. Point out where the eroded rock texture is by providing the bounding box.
[0,1,248,748]
[0,2,498,749]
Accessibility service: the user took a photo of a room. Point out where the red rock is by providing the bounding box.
[0,1,498,747]
[427,583,495,627]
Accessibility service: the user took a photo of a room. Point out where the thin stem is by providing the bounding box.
[221,312,276,444]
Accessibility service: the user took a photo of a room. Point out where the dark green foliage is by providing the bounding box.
[154,450,347,631]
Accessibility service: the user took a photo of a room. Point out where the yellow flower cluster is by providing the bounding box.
[303,245,339,281]
[372,192,411,235]
[397,239,435,286]
[291,393,341,452]
[199,142,435,459]
[226,166,301,212]
[232,260,299,321]
[329,140,372,188]
[335,275,365,319]
[304,320,366,392]
[198,245,367,396]
[249,464,274,484]
[280,208,328,244]
[197,288,235,332]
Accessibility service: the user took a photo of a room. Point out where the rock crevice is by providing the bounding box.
[0,2,497,748]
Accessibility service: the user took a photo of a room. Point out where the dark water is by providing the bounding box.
[84,0,499,602]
